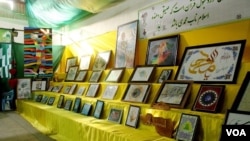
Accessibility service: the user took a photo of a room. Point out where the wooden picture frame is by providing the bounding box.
[107,108,123,124]
[89,70,102,82]
[72,97,81,113]
[75,70,87,82]
[231,71,250,112]
[93,100,104,119]
[68,84,77,95]
[76,86,86,96]
[192,84,225,113]
[57,95,65,108]
[105,68,124,82]
[79,55,91,70]
[123,83,151,103]
[175,40,246,83]
[31,80,47,91]
[176,114,200,141]
[65,66,79,81]
[92,50,111,70]
[17,78,32,99]
[81,103,92,116]
[129,65,156,83]
[224,110,250,125]
[85,84,100,97]
[125,105,140,128]
[102,85,119,100]
[63,85,71,94]
[115,20,138,68]
[146,35,179,66]
[65,57,77,72]
[64,99,73,111]
[154,80,193,109]
[41,96,49,104]
[52,85,63,93]
[157,69,173,83]
[47,97,55,105]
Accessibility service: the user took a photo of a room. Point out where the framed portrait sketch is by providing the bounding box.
[123,83,151,103]
[231,71,250,112]
[105,68,124,82]
[125,105,140,128]
[64,99,73,111]
[93,100,104,119]
[192,84,225,113]
[75,70,87,82]
[79,55,91,70]
[115,20,138,68]
[108,108,123,124]
[175,40,246,83]
[85,84,100,97]
[31,80,47,91]
[129,65,156,83]
[17,78,32,99]
[81,103,92,116]
[175,114,200,141]
[146,35,179,66]
[72,97,81,113]
[157,69,173,83]
[57,95,64,108]
[92,50,111,70]
[65,57,77,72]
[224,110,250,125]
[65,66,78,81]
[47,97,55,105]
[154,80,193,109]
[89,70,102,82]
[102,85,119,100]
[76,86,86,96]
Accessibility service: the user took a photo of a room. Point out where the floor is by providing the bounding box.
[0,110,55,141]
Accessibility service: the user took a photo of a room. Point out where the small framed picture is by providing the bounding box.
[125,105,140,128]
[92,50,112,70]
[47,86,53,91]
[157,69,172,83]
[57,95,65,108]
[75,70,87,82]
[154,80,193,109]
[122,83,151,103]
[129,65,155,82]
[79,55,91,70]
[175,114,200,141]
[105,68,124,82]
[52,85,63,93]
[31,80,47,91]
[65,57,77,72]
[41,96,49,104]
[65,66,79,81]
[192,84,225,113]
[102,85,119,100]
[93,100,104,119]
[89,70,102,82]
[72,97,81,113]
[17,78,32,99]
[64,99,73,111]
[146,35,179,66]
[81,103,92,116]
[107,108,123,124]
[63,85,71,94]
[224,110,250,125]
[76,86,86,96]
[86,84,100,97]
[68,84,77,95]
[47,97,55,105]
[36,94,43,102]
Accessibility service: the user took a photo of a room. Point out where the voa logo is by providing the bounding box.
[226,129,246,136]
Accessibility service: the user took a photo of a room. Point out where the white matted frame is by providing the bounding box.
[75,70,87,82]
[125,105,140,128]
[105,68,124,82]
[102,85,119,100]
[89,70,102,82]
[65,57,77,72]
[17,78,32,99]
[79,55,91,70]
[86,84,100,97]
[224,110,250,125]
[129,65,156,83]
[92,50,112,70]
[123,83,151,103]
[31,80,47,91]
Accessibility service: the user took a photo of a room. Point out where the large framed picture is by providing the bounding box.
[175,114,200,141]
[175,40,246,83]
[89,70,102,82]
[157,69,173,83]
[65,66,79,81]
[72,97,81,113]
[105,68,124,82]
[146,35,179,66]
[129,65,156,83]
[85,84,100,97]
[31,80,47,91]
[92,50,111,70]
[102,85,119,100]
[192,84,225,113]
[17,78,32,99]
[79,55,91,70]
[115,20,138,68]
[81,103,92,116]
[65,57,77,72]
[93,100,104,119]
[75,70,87,82]
[224,110,250,125]
[122,83,151,103]
[231,71,250,112]
[107,108,123,124]
[125,105,140,128]
[154,80,193,109]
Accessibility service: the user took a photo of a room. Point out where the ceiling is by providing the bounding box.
[0,0,125,29]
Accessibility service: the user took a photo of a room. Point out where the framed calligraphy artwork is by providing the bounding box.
[175,40,246,83]
[224,110,250,125]
[231,71,250,112]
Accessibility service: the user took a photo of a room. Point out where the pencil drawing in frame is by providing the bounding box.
[129,65,156,83]
[17,78,32,99]
[157,69,173,83]
[224,110,250,125]
[102,85,119,100]
[154,80,193,109]
[85,84,100,97]
[92,50,111,71]
[175,40,246,83]
[75,70,87,82]
[125,105,140,128]
[146,35,179,66]
[89,70,102,82]
[65,57,77,72]
[31,80,47,91]
[231,71,250,112]
[123,83,151,103]
[79,55,91,70]
[105,68,124,82]
[65,66,78,81]
[115,20,138,68]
